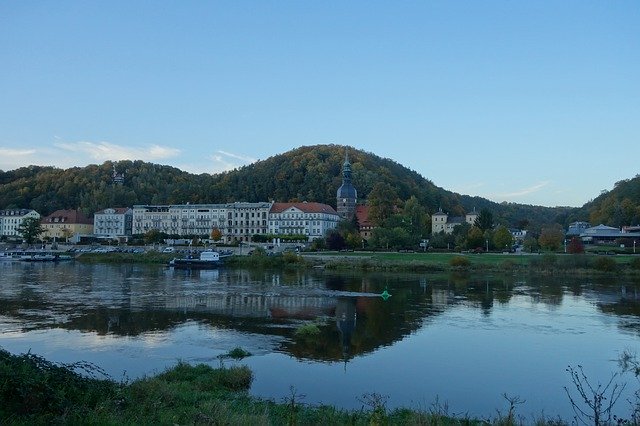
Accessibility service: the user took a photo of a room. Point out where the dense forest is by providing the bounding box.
[0,144,636,230]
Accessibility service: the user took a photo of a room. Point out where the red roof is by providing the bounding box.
[355,205,373,228]
[270,202,337,215]
[42,209,93,224]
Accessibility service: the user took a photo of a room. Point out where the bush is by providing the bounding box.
[226,347,252,359]
[295,323,321,338]
[631,257,640,270]
[593,256,617,272]
[449,256,470,268]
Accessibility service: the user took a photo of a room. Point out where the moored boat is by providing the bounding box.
[168,250,224,269]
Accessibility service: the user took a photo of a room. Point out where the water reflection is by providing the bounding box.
[2,262,640,360]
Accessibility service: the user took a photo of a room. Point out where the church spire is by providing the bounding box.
[336,147,357,219]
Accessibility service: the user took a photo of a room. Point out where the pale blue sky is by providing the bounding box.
[1,1,638,207]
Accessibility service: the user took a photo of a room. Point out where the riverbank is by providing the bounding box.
[75,250,640,275]
[0,348,567,425]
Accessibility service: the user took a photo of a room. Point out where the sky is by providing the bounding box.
[0,2,638,208]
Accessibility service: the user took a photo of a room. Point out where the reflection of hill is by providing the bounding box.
[2,263,640,362]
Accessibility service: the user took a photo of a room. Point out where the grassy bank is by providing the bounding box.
[306,251,640,275]
[1,348,566,425]
[74,249,640,275]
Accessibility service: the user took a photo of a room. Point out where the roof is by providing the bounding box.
[355,205,373,228]
[270,202,338,215]
[95,207,131,215]
[42,209,93,224]
[0,209,38,217]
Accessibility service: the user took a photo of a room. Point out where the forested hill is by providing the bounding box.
[0,144,577,228]
[578,175,640,227]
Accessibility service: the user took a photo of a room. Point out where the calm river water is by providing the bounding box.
[1,261,640,421]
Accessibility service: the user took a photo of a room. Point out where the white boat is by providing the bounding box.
[168,251,224,269]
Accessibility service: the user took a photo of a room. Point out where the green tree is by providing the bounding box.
[17,217,45,244]
[474,209,494,231]
[403,196,431,236]
[367,182,399,226]
[465,226,485,250]
[326,229,346,250]
[143,229,167,245]
[493,226,514,251]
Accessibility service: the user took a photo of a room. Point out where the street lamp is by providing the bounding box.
[485,239,488,252]
[634,240,637,254]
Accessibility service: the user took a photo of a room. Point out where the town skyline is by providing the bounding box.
[1,2,638,207]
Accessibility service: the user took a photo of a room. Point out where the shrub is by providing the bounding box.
[593,256,617,272]
[227,347,252,359]
[449,256,470,268]
[295,323,321,338]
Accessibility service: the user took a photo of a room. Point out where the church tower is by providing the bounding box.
[336,149,357,219]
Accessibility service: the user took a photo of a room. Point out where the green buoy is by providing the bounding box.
[380,289,391,300]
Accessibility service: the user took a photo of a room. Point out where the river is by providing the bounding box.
[1,261,639,421]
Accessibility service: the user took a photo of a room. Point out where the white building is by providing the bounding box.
[132,202,272,243]
[94,208,133,238]
[431,208,479,234]
[268,202,339,240]
[0,209,40,239]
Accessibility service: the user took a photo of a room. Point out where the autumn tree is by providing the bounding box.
[567,236,585,254]
[210,227,222,241]
[465,226,485,250]
[538,225,565,251]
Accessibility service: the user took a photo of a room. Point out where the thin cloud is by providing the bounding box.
[216,150,257,163]
[54,141,181,161]
[0,148,37,156]
[493,181,551,199]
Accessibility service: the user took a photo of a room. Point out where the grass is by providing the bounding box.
[1,347,572,425]
[306,251,640,274]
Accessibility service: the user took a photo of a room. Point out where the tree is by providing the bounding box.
[465,226,485,250]
[17,217,45,244]
[474,209,494,231]
[493,226,514,251]
[567,236,585,254]
[210,227,222,242]
[367,182,399,226]
[143,229,166,245]
[326,229,346,250]
[538,225,565,251]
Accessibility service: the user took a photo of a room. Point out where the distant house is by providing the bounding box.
[268,202,339,241]
[509,229,527,244]
[41,209,93,242]
[0,209,40,239]
[94,207,133,239]
[431,208,479,234]
[567,221,591,237]
[580,224,640,244]
[355,205,375,241]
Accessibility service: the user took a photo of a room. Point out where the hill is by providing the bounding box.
[0,144,582,229]
[578,175,640,227]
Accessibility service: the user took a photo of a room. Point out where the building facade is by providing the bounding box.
[41,209,94,241]
[268,202,339,240]
[0,209,40,239]
[355,205,375,241]
[336,151,357,220]
[94,207,133,238]
[132,202,272,243]
[431,208,479,234]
